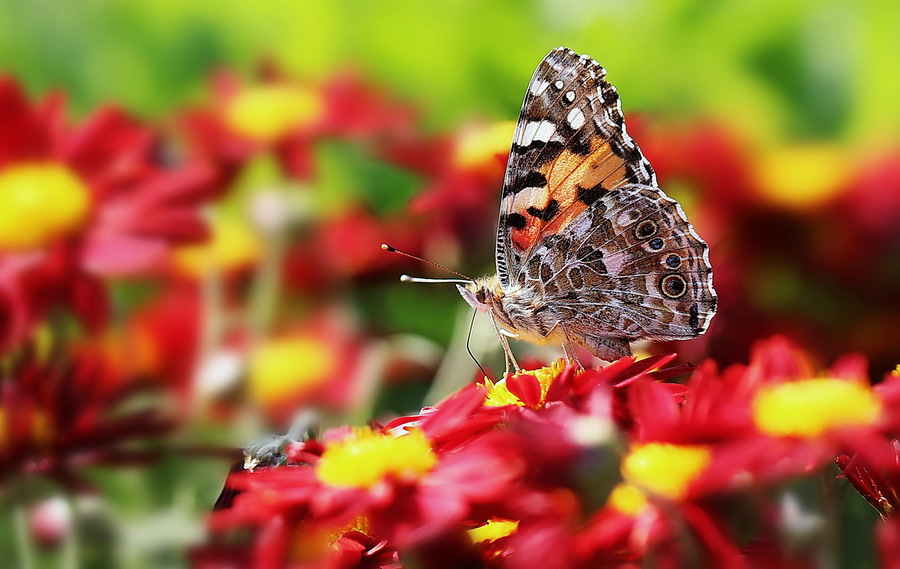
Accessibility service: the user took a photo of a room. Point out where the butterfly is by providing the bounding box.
[456,47,717,371]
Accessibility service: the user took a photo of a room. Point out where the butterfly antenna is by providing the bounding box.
[466,308,492,381]
[381,244,474,283]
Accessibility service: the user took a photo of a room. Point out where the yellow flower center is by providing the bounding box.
[248,335,338,408]
[453,121,516,169]
[754,144,849,209]
[467,518,519,544]
[752,378,882,438]
[621,443,711,500]
[606,482,649,516]
[316,427,437,489]
[172,216,260,277]
[482,359,567,407]
[0,163,91,251]
[224,85,323,142]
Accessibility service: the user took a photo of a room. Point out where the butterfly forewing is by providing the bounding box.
[497,47,657,287]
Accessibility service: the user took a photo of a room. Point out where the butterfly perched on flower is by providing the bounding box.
[454,47,717,371]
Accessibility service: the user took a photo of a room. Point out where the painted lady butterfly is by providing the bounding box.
[456,47,717,370]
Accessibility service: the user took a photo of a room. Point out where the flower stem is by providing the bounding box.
[13,502,35,569]
[818,467,842,569]
[61,496,78,569]
[248,206,287,347]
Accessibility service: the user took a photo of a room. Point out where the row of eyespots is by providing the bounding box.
[632,217,689,300]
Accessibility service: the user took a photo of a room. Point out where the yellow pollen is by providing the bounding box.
[752,378,882,438]
[621,443,711,500]
[482,359,567,407]
[248,335,338,408]
[467,518,519,544]
[0,163,91,251]
[224,85,323,142]
[454,121,516,169]
[606,482,649,516]
[316,427,437,489]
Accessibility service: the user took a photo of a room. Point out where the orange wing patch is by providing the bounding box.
[508,139,629,253]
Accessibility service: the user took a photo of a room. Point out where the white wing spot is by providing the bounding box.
[530,79,550,96]
[516,120,557,145]
[534,120,556,142]
[564,91,576,103]
[554,80,564,90]
[566,107,586,130]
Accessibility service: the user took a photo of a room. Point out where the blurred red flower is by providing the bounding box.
[0,77,214,353]
[246,313,367,427]
[0,347,172,491]
[181,67,418,188]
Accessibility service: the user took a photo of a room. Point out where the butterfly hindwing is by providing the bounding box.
[518,184,716,345]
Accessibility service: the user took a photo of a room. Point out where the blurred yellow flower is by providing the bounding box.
[172,216,260,276]
[607,482,650,516]
[753,378,881,438]
[248,334,338,408]
[0,163,91,251]
[621,442,711,500]
[453,120,516,170]
[224,85,323,142]
[754,144,850,208]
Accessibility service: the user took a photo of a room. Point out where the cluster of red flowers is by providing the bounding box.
[4,57,900,568]
[633,120,900,375]
[198,336,900,568]
[0,63,510,502]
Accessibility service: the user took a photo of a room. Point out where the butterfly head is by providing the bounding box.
[457,275,504,314]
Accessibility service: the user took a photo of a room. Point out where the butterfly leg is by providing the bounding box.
[558,322,584,371]
[489,308,520,375]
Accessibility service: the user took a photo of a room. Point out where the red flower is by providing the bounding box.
[181,67,418,188]
[618,336,886,498]
[0,347,172,490]
[245,312,368,426]
[0,77,213,352]
[215,424,524,548]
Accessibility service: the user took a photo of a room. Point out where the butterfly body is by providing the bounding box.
[459,47,717,366]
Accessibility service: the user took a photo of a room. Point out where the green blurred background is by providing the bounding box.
[4,0,899,143]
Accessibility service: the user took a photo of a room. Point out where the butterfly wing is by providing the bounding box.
[495,47,716,354]
[521,184,716,346]
[496,47,656,287]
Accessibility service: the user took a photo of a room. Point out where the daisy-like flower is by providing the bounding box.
[211,410,525,566]
[0,77,213,352]
[0,347,173,490]
[246,314,366,425]
[563,336,887,567]
[181,67,417,188]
